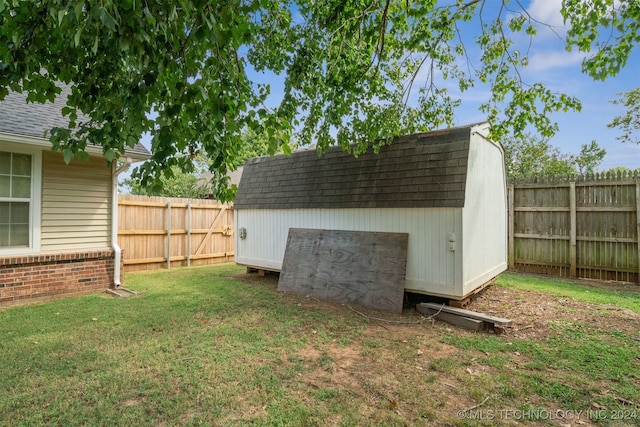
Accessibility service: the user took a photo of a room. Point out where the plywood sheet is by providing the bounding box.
[278,228,409,313]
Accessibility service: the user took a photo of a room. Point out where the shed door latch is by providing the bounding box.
[448,232,456,252]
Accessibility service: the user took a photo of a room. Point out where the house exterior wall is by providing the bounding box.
[235,207,464,298]
[460,130,508,294]
[41,151,112,251]
[0,249,120,307]
[0,149,118,308]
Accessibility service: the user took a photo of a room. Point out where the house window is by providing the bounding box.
[0,144,41,254]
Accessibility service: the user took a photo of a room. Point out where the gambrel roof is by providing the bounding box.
[235,123,489,209]
[0,85,150,159]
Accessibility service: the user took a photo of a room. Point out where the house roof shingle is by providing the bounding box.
[0,86,150,159]
[234,124,483,210]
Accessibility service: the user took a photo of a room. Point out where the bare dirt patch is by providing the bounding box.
[235,269,640,342]
[469,280,640,341]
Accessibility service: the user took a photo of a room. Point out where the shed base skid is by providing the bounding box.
[448,278,496,308]
[245,266,279,277]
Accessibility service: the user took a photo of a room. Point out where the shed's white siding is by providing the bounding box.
[235,207,464,298]
[41,151,112,251]
[461,131,508,295]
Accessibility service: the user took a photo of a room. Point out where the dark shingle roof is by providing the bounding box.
[0,86,150,159]
[234,124,478,209]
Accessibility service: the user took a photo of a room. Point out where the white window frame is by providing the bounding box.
[0,141,42,255]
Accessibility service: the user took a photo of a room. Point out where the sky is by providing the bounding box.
[452,0,640,171]
[132,0,639,182]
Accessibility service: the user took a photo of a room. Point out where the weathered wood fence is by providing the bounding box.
[508,172,640,283]
[118,195,234,272]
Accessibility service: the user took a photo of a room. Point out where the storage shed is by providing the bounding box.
[234,122,507,300]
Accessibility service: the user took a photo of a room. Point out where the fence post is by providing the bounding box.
[636,180,640,282]
[570,181,577,277]
[508,184,514,270]
[187,202,191,268]
[167,202,171,269]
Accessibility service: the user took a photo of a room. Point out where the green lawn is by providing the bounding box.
[1,264,639,426]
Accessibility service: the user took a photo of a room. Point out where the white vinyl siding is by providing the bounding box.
[0,141,42,255]
[461,133,508,295]
[41,151,112,251]
[235,207,462,298]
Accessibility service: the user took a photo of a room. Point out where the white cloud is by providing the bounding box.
[527,50,585,72]
[526,0,565,28]
[597,144,640,171]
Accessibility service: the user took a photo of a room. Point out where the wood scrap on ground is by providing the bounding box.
[416,302,512,331]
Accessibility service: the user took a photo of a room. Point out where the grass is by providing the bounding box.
[496,272,640,311]
[1,264,639,426]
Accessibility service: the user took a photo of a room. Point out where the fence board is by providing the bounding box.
[508,172,639,283]
[118,195,234,272]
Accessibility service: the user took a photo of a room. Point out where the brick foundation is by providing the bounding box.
[0,249,122,308]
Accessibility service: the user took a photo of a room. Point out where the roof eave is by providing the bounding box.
[0,131,151,162]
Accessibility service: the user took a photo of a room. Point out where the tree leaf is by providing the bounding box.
[63,149,74,164]
[57,9,66,26]
[103,149,116,162]
[74,28,82,47]
[97,8,117,32]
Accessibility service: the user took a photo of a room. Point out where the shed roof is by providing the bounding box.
[235,123,486,209]
[0,86,150,159]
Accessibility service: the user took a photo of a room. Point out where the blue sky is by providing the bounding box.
[451,0,640,171]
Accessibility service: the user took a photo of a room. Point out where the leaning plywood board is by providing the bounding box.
[278,228,409,313]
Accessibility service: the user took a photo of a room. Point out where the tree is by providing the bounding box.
[608,88,640,144]
[502,135,606,180]
[575,140,606,174]
[121,127,291,199]
[602,166,640,176]
[121,162,212,199]
[0,1,637,201]
[502,134,576,180]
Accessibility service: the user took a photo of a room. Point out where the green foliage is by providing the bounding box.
[575,140,606,174]
[602,166,640,176]
[563,0,640,80]
[608,87,640,144]
[121,128,289,199]
[122,153,212,198]
[502,134,606,179]
[0,1,635,200]
[502,134,576,179]
[122,166,211,198]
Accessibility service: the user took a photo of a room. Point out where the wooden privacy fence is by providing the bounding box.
[508,172,640,283]
[118,195,234,272]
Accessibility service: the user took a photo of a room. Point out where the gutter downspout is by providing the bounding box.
[112,157,132,287]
